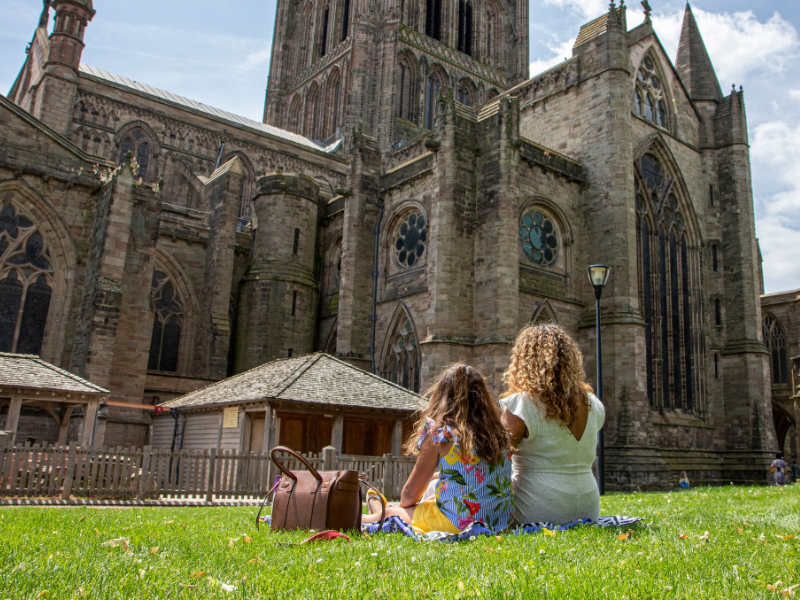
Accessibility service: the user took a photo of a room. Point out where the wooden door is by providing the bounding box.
[279,417,307,453]
[249,416,265,453]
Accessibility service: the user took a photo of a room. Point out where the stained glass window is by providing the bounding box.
[395,213,427,268]
[635,155,699,413]
[635,55,668,129]
[519,209,558,267]
[382,317,420,393]
[148,271,183,372]
[0,203,55,356]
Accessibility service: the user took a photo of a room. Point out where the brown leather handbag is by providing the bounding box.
[256,446,385,532]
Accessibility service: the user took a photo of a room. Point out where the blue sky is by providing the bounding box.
[1,0,799,294]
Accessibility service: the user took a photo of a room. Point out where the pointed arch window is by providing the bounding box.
[486,9,496,65]
[341,0,350,41]
[305,85,321,140]
[635,154,699,413]
[288,95,303,134]
[318,5,330,58]
[425,73,440,130]
[396,56,418,123]
[382,316,421,393]
[117,128,153,181]
[763,314,789,385]
[148,271,183,372]
[457,83,472,106]
[0,204,55,355]
[635,56,668,128]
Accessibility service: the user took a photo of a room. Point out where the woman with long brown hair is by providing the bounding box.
[362,364,514,533]
[501,324,604,525]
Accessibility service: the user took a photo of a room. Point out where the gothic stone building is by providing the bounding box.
[0,0,785,488]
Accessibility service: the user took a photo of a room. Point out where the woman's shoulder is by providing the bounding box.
[415,417,457,450]
[587,393,605,419]
[500,391,544,419]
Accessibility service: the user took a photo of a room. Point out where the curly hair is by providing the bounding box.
[404,364,510,464]
[502,324,593,426]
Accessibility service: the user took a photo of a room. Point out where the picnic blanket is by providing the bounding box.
[258,515,643,542]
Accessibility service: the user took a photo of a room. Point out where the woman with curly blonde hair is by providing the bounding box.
[500,324,604,525]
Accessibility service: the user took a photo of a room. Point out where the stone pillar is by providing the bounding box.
[421,92,479,386]
[336,133,381,371]
[714,89,776,459]
[391,419,404,456]
[70,159,161,447]
[235,173,320,371]
[195,157,244,379]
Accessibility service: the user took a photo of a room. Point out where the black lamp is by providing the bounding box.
[587,264,610,495]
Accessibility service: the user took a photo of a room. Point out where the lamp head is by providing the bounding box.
[587,264,611,299]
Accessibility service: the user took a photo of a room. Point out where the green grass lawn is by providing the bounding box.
[0,484,798,599]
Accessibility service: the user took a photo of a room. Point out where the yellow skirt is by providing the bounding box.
[411,500,460,534]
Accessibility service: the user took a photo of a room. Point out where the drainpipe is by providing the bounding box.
[214,142,226,170]
[369,198,385,374]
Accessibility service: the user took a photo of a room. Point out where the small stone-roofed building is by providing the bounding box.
[0,353,109,446]
[152,353,424,457]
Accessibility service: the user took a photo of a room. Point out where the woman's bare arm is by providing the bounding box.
[503,411,528,448]
[399,437,445,508]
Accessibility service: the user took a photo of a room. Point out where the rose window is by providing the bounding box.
[395,213,427,268]
[519,210,558,266]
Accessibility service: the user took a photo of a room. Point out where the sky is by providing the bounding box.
[1,0,799,294]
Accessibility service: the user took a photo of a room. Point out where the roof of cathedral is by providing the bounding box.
[162,353,425,412]
[78,64,341,154]
[0,353,109,395]
[675,3,723,102]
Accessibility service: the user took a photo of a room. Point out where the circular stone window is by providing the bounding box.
[519,210,559,266]
[395,213,427,268]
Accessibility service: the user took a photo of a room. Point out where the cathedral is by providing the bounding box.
[0,0,794,489]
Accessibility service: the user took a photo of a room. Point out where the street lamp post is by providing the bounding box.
[587,264,611,496]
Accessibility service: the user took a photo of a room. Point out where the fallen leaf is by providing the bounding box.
[79,515,86,522]
[138,569,146,579]
[248,558,263,564]
[243,535,252,543]
[190,571,206,578]
[150,547,159,554]
[94,528,100,535]
[164,520,174,525]
[732,522,743,533]
[229,537,240,547]
[678,533,688,540]
[699,531,710,540]
[36,591,49,599]
[618,534,628,541]
[76,588,86,598]
[543,529,556,537]
[457,581,465,591]
[481,546,495,553]
[101,537,131,553]
[495,536,503,542]
[776,535,795,540]
[626,530,636,539]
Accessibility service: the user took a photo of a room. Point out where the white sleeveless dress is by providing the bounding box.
[500,392,604,525]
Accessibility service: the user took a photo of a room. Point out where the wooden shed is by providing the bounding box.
[152,353,424,457]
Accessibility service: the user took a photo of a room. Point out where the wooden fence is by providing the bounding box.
[0,442,416,501]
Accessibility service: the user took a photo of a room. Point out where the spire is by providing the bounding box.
[675,3,722,102]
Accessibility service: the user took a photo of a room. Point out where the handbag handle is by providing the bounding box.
[270,446,323,482]
[360,476,386,532]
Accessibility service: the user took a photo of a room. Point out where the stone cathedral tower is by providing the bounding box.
[263,0,529,150]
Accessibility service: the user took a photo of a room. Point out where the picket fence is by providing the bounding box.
[0,443,416,501]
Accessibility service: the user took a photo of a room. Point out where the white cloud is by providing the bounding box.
[542,0,608,21]
[751,120,800,293]
[529,38,576,77]
[790,89,800,101]
[650,8,799,86]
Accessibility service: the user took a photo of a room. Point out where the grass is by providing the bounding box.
[0,485,798,599]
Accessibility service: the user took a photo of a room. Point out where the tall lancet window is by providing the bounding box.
[634,55,668,128]
[381,315,421,393]
[763,314,789,385]
[457,0,473,55]
[425,0,442,40]
[425,73,440,130]
[148,271,183,373]
[635,153,700,413]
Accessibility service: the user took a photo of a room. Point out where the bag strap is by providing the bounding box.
[359,476,386,532]
[270,446,323,482]
[255,478,281,531]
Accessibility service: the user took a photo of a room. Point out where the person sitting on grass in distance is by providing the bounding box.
[362,364,514,533]
[679,471,691,489]
[500,324,605,526]
[770,452,787,486]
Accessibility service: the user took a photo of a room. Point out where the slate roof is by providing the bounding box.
[78,64,342,154]
[163,353,424,412]
[0,353,109,395]
[675,3,723,102]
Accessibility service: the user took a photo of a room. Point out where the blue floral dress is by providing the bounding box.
[416,418,514,532]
